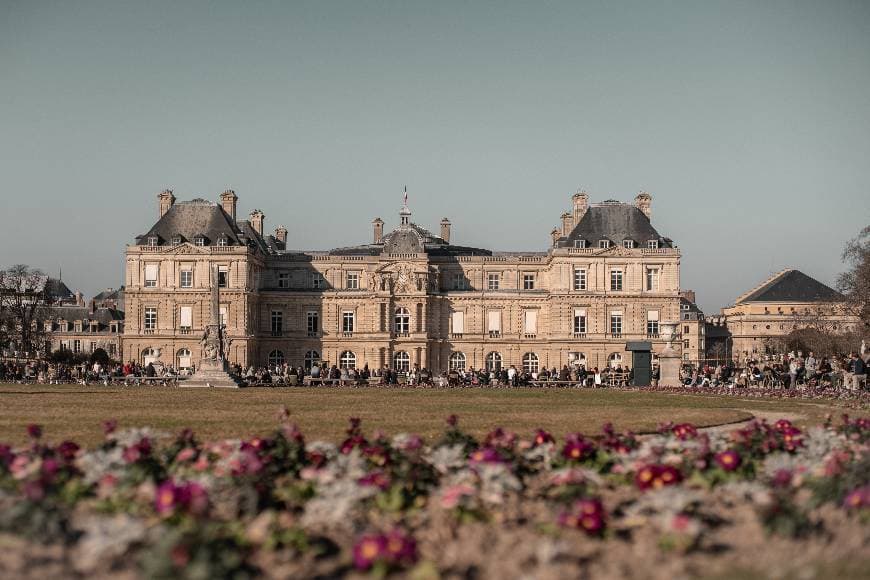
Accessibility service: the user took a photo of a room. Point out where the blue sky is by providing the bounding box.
[1,1,868,312]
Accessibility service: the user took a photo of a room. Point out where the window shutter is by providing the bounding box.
[524,310,538,333]
[180,306,192,327]
[145,264,158,281]
[647,310,659,321]
[451,311,465,334]
[487,310,501,332]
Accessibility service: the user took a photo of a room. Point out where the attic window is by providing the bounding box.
[623,240,635,249]
[574,240,587,249]
[194,236,206,247]
[172,236,182,245]
[217,237,228,247]
[147,236,158,247]
[647,240,659,249]
[598,240,611,249]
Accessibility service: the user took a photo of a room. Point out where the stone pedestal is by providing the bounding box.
[658,347,681,387]
[182,359,243,388]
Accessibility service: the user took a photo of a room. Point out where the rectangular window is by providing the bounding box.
[646,267,660,291]
[73,339,81,353]
[452,272,467,290]
[342,311,355,333]
[312,272,324,289]
[179,306,192,330]
[599,240,610,249]
[220,306,228,326]
[218,266,228,288]
[144,307,157,330]
[523,273,536,290]
[610,311,623,336]
[487,273,500,290]
[523,310,538,335]
[451,311,465,335]
[346,271,359,289]
[487,310,501,336]
[647,240,659,249]
[271,310,283,336]
[573,308,587,334]
[573,268,587,291]
[575,239,587,248]
[90,341,97,352]
[647,310,659,337]
[180,268,193,288]
[277,272,290,288]
[684,325,689,334]
[623,240,634,249]
[108,344,116,356]
[217,237,227,247]
[144,264,158,288]
[306,311,319,336]
[147,236,158,247]
[683,339,690,349]
[195,237,205,247]
[610,269,623,291]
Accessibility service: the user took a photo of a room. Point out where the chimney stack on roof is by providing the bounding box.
[635,191,652,219]
[274,225,287,244]
[572,190,589,224]
[249,209,264,236]
[550,227,560,247]
[440,218,451,244]
[560,212,573,237]
[220,190,238,220]
[372,218,384,244]
[158,189,175,218]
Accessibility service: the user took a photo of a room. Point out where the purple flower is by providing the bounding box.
[358,471,392,491]
[384,529,418,565]
[561,434,595,462]
[468,447,503,465]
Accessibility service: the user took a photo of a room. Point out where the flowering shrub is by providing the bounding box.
[0,413,866,578]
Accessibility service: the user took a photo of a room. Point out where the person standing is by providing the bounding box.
[851,353,867,391]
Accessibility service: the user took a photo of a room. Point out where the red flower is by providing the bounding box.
[635,464,683,490]
[561,434,595,462]
[26,424,42,440]
[714,449,742,472]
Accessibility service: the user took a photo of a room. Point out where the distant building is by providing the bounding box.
[42,285,125,359]
[678,290,705,363]
[123,188,685,371]
[713,269,860,361]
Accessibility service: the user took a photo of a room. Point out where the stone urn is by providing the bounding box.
[660,321,678,352]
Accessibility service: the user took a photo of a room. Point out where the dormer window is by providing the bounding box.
[172,235,182,245]
[147,236,158,247]
[623,239,635,249]
[598,240,611,249]
[574,239,587,249]
[217,236,228,247]
[194,236,206,247]
[647,240,659,249]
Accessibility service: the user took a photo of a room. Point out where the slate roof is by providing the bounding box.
[41,305,125,328]
[135,200,270,253]
[735,269,845,304]
[328,221,491,257]
[45,278,74,302]
[555,201,673,248]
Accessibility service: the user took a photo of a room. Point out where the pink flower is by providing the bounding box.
[714,449,742,472]
[843,486,869,511]
[440,484,476,509]
[671,423,698,440]
[352,530,417,571]
[155,479,209,517]
[176,448,196,462]
[358,471,391,491]
[533,429,555,447]
[353,534,388,570]
[102,419,117,436]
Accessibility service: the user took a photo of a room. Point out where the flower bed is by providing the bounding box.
[0,412,868,579]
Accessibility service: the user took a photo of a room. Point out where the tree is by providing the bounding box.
[838,225,870,331]
[0,265,51,357]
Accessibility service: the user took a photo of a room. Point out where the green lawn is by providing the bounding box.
[0,384,845,446]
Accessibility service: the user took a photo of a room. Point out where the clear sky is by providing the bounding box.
[1,1,868,313]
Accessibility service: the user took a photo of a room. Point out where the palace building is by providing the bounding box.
[123,189,683,373]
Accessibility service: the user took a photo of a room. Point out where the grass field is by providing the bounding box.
[0,384,846,446]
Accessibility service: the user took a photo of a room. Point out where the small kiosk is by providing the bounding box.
[625,341,653,387]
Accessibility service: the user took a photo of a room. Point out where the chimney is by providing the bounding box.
[560,212,573,236]
[440,218,451,243]
[572,190,589,224]
[274,225,287,244]
[158,189,175,218]
[372,218,384,244]
[681,290,696,304]
[249,209,264,236]
[635,191,652,219]
[551,228,560,247]
[220,189,238,220]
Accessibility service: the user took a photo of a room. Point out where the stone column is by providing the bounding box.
[658,321,681,386]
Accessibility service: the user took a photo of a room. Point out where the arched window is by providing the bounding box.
[608,353,624,368]
[304,350,320,370]
[142,348,158,365]
[268,350,285,366]
[340,351,356,369]
[449,352,466,371]
[177,348,192,370]
[522,352,539,374]
[485,352,502,372]
[394,307,410,335]
[393,351,410,372]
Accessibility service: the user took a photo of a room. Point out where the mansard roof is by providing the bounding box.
[135,199,269,252]
[556,201,673,248]
[41,305,125,325]
[734,269,845,304]
[45,278,74,302]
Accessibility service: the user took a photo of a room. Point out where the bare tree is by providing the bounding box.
[838,225,870,331]
[0,265,51,357]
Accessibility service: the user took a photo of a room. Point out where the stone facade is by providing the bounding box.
[124,189,683,372]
